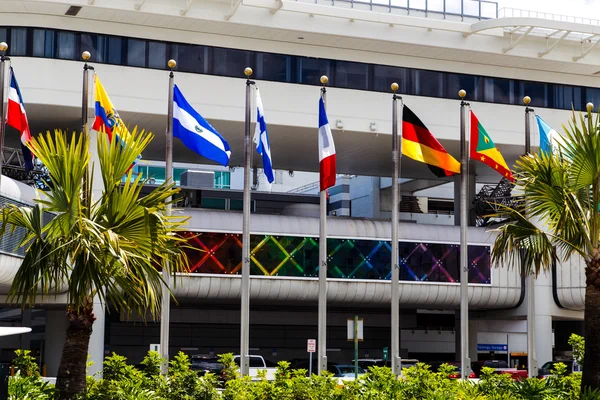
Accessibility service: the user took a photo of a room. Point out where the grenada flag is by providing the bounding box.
[470,111,514,181]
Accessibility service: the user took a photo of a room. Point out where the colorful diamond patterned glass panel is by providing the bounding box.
[182,232,491,284]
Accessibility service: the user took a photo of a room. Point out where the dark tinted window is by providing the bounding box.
[127,38,146,67]
[373,65,408,93]
[521,81,547,107]
[107,36,123,65]
[173,44,210,74]
[81,34,106,63]
[148,41,167,69]
[298,57,331,85]
[415,70,444,97]
[213,48,253,77]
[257,53,291,82]
[10,28,28,56]
[0,28,6,44]
[447,73,481,101]
[249,357,264,368]
[57,31,77,60]
[483,77,511,104]
[335,61,368,90]
[33,29,54,58]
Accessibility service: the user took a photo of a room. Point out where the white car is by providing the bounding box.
[233,355,277,381]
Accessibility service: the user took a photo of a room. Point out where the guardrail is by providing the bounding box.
[498,7,600,25]
[295,0,499,20]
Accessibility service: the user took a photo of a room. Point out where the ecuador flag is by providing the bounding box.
[470,111,514,181]
[402,106,460,178]
[92,75,130,142]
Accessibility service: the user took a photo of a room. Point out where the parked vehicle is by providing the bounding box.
[233,355,278,381]
[354,358,390,370]
[538,360,582,378]
[472,360,527,380]
[191,355,225,383]
[329,364,366,383]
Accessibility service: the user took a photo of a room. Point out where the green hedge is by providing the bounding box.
[7,350,600,400]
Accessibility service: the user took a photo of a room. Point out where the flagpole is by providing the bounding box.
[160,58,177,375]
[390,82,402,375]
[318,74,329,375]
[458,89,471,380]
[0,42,8,185]
[241,67,255,377]
[523,95,537,378]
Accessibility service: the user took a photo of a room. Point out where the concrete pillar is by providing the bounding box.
[469,320,478,363]
[535,314,553,367]
[45,310,68,377]
[87,298,106,377]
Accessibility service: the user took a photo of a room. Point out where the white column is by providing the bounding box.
[533,272,554,369]
[45,310,68,377]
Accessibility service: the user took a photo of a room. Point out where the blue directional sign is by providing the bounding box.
[477,344,508,352]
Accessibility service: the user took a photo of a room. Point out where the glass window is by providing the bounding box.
[148,41,167,69]
[483,77,511,104]
[0,28,7,44]
[573,87,584,111]
[147,166,166,184]
[298,57,331,85]
[213,48,254,77]
[335,61,368,90]
[10,28,28,56]
[57,31,77,60]
[373,65,409,93]
[521,81,547,107]
[107,36,123,65]
[256,53,291,82]
[414,70,444,97]
[33,29,54,58]
[127,38,146,67]
[214,171,231,189]
[447,73,481,101]
[586,88,600,110]
[172,44,209,74]
[173,168,186,185]
[81,33,106,63]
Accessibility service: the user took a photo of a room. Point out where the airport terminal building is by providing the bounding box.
[0,0,591,377]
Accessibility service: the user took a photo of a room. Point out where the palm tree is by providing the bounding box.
[0,129,189,399]
[490,108,600,391]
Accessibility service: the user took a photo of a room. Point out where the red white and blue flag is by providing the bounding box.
[6,67,34,171]
[318,97,336,191]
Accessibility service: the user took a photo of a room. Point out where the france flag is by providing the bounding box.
[173,85,231,166]
[253,88,274,184]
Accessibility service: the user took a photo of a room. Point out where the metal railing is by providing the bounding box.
[295,0,499,20]
[498,7,600,26]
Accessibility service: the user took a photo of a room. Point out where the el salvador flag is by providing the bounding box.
[173,85,231,166]
[253,88,274,184]
[536,115,558,154]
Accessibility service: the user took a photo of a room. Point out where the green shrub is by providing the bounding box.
[8,371,55,400]
[12,350,40,378]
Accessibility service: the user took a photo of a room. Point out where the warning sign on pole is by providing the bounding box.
[307,339,316,353]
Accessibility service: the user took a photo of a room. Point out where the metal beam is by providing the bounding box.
[180,0,195,15]
[538,30,571,57]
[134,0,146,10]
[224,0,243,20]
[573,36,600,61]
[502,26,533,53]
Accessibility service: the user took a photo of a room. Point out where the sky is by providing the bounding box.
[496,0,600,19]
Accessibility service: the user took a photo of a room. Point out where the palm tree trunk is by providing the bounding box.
[582,256,600,391]
[55,302,96,400]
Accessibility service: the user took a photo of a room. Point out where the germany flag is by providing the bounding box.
[402,106,460,178]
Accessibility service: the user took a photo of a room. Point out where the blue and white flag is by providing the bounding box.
[253,88,274,184]
[173,84,231,166]
[536,115,559,155]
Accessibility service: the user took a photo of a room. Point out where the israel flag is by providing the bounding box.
[253,88,274,184]
[173,85,231,166]
[536,115,560,154]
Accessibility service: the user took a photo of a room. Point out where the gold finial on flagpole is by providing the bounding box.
[391,82,399,93]
[168,59,177,70]
[320,75,329,85]
[244,67,253,77]
[523,96,531,106]
[587,102,594,113]
[0,42,7,54]
[82,51,91,61]
[458,89,466,99]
